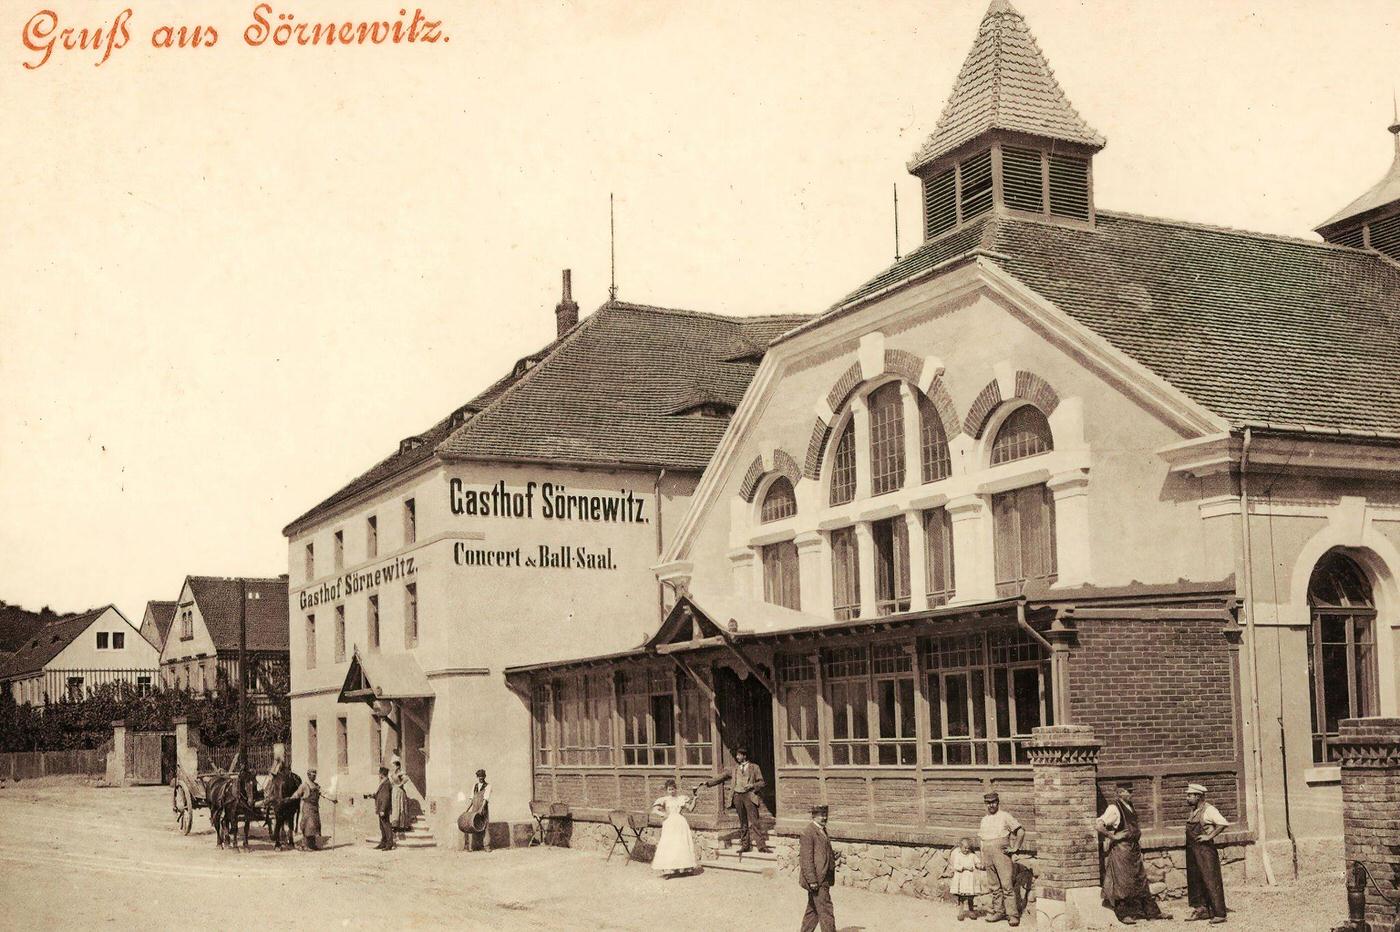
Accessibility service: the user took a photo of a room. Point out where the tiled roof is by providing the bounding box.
[142,600,178,648]
[1317,130,1400,231]
[0,607,109,680]
[908,0,1104,173]
[817,212,1400,436]
[187,577,289,653]
[285,303,809,533]
[0,602,68,656]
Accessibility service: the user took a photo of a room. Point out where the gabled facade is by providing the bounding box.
[158,575,290,707]
[139,600,177,651]
[512,0,1400,893]
[1,606,158,706]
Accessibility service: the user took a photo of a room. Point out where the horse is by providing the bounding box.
[264,767,302,851]
[206,768,259,850]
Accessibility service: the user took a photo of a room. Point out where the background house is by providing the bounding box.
[138,600,177,652]
[1,606,158,705]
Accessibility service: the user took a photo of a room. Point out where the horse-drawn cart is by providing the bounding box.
[171,762,222,835]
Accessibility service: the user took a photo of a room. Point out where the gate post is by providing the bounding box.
[1334,717,1400,931]
[1027,724,1115,929]
[106,721,128,786]
[173,715,200,778]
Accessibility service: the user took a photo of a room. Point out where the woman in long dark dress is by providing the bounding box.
[1184,784,1229,923]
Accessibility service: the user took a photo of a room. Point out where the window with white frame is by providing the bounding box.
[829,422,857,506]
[1307,550,1379,763]
[924,507,955,605]
[762,541,801,610]
[830,527,860,621]
[619,668,675,766]
[922,629,1052,766]
[823,647,871,765]
[97,632,109,649]
[872,516,911,614]
[920,394,952,483]
[777,653,819,766]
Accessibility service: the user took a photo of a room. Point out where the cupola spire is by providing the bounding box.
[1315,112,1400,257]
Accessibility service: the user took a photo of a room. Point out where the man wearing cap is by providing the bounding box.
[697,746,767,852]
[1097,782,1161,924]
[798,804,837,932]
[1183,784,1229,924]
[978,791,1025,926]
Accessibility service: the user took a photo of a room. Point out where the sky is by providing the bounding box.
[1,0,1397,620]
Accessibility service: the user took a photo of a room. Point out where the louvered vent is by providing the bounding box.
[1369,213,1400,259]
[924,167,956,240]
[1330,225,1366,249]
[960,149,994,221]
[1002,146,1044,213]
[1048,154,1091,220]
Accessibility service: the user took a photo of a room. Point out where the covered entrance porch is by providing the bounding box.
[339,649,435,798]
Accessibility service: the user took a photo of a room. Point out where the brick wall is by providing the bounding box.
[1335,717,1400,931]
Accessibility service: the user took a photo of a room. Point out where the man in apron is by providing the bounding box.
[1183,784,1229,924]
[1096,782,1162,924]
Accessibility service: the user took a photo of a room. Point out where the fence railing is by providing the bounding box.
[198,745,276,774]
[0,743,110,780]
[9,668,161,706]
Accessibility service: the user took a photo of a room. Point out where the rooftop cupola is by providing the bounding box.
[1315,111,1400,259]
[908,0,1105,242]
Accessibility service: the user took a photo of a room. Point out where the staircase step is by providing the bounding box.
[714,848,778,862]
[701,857,775,876]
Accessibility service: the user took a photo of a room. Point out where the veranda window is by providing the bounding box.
[762,540,801,610]
[583,672,616,765]
[620,669,675,766]
[872,517,911,615]
[992,484,1057,595]
[830,527,861,621]
[824,647,871,765]
[1307,551,1379,763]
[924,507,955,606]
[678,675,713,767]
[868,383,906,495]
[777,653,820,766]
[873,642,917,765]
[922,629,1051,766]
[532,681,555,766]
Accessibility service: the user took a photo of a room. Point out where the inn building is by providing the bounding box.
[282,273,806,843]
[509,0,1400,888]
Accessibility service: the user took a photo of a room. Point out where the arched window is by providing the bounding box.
[829,421,857,506]
[760,477,797,523]
[919,394,951,483]
[990,405,1053,465]
[868,383,906,495]
[1307,551,1378,763]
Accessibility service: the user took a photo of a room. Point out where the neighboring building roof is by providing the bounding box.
[185,577,289,653]
[285,302,809,534]
[908,0,1104,173]
[814,211,1400,436]
[142,600,178,649]
[0,601,68,656]
[1317,125,1400,231]
[0,607,110,680]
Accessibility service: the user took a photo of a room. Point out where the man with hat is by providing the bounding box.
[798,804,837,932]
[1096,782,1162,924]
[1183,783,1229,923]
[697,746,767,852]
[365,765,395,850]
[978,791,1025,925]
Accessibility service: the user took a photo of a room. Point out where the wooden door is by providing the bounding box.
[129,733,165,784]
[713,664,776,816]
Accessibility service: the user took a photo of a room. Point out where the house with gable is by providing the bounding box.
[139,600,177,652]
[1,606,158,705]
[158,576,290,709]
[509,0,1400,893]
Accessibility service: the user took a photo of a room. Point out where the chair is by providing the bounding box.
[528,800,551,847]
[547,802,571,846]
[606,809,644,863]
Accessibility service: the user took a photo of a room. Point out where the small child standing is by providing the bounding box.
[944,836,984,920]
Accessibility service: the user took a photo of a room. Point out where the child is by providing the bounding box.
[944,836,984,920]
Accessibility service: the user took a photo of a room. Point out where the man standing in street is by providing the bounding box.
[1097,782,1162,924]
[798,804,837,932]
[697,746,767,852]
[1183,783,1229,924]
[978,791,1025,926]
[369,765,395,850]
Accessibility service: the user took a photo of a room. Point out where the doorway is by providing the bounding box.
[397,697,432,797]
[713,664,776,817]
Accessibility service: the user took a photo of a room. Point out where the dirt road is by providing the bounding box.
[0,780,1350,931]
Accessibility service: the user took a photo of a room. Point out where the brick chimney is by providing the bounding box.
[555,269,579,337]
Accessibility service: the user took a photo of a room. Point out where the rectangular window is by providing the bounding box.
[872,517,911,615]
[620,669,675,766]
[305,614,317,669]
[924,507,955,606]
[679,675,713,767]
[584,672,615,765]
[97,632,109,649]
[403,498,416,545]
[830,527,861,621]
[180,608,193,641]
[762,540,801,610]
[305,542,315,580]
[371,716,383,770]
[778,653,820,766]
[336,717,349,772]
[113,631,124,649]
[334,605,346,663]
[824,647,870,765]
[1309,612,1379,763]
[136,675,152,696]
[923,629,1052,766]
[333,530,344,571]
[367,595,380,652]
[992,484,1057,596]
[868,384,906,495]
[555,676,584,766]
[366,515,378,559]
[307,719,318,772]
[404,583,418,648]
[533,682,555,766]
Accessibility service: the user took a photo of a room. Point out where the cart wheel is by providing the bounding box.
[174,784,193,835]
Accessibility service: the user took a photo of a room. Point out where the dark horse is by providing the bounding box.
[206,768,259,850]
[264,767,302,850]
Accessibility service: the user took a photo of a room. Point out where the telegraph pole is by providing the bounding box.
[238,578,248,763]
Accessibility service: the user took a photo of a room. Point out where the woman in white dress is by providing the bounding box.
[650,779,698,876]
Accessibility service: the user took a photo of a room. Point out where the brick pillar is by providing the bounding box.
[106,721,128,786]
[1334,717,1400,930]
[1028,724,1114,929]
[173,715,200,778]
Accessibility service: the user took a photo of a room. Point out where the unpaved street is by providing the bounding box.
[0,781,1349,931]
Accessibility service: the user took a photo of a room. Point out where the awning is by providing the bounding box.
[338,648,434,703]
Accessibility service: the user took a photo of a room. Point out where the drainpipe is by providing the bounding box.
[1239,427,1277,885]
[655,469,667,623]
[1015,601,1051,653]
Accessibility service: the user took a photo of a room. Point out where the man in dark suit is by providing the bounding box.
[369,766,394,850]
[798,804,837,932]
[696,747,767,852]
